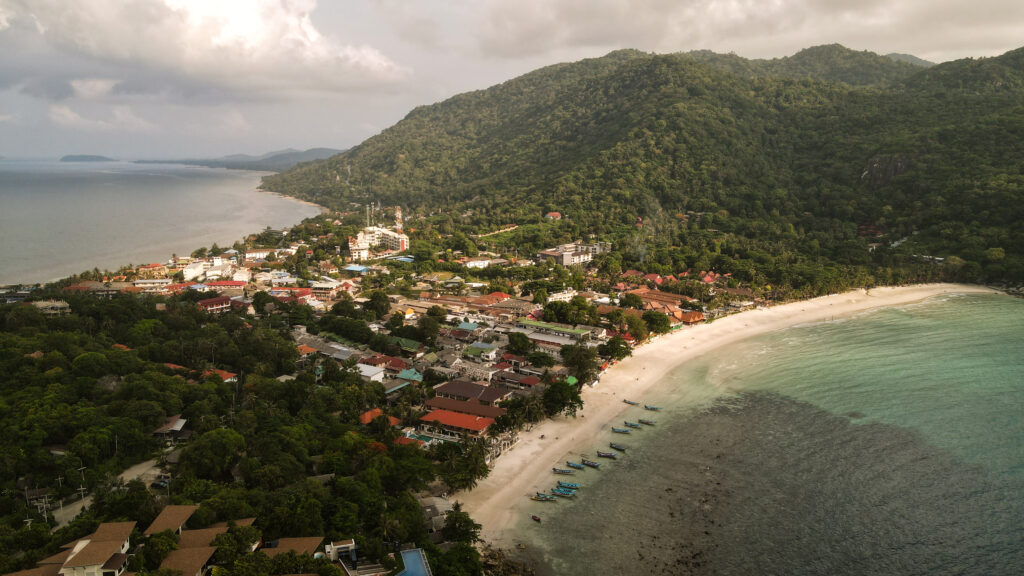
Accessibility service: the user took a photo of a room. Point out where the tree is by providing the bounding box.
[141,530,179,570]
[625,315,649,341]
[597,335,632,361]
[542,379,584,417]
[365,290,391,318]
[506,332,533,355]
[620,293,644,309]
[441,503,481,543]
[532,288,548,304]
[642,310,672,334]
[177,428,246,481]
[559,343,598,384]
[527,351,555,368]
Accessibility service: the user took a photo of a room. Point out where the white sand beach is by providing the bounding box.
[458,283,1001,546]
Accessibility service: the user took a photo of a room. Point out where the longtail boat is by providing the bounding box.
[596,450,617,459]
[639,418,656,425]
[557,481,580,489]
[566,461,586,470]
[611,427,631,434]
[531,494,557,502]
[644,405,662,411]
[609,442,628,451]
[623,399,640,406]
[581,458,601,468]
[552,467,575,475]
[551,488,576,497]
[624,421,642,429]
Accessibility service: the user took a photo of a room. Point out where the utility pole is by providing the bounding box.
[77,466,87,483]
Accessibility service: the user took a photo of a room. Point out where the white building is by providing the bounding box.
[182,260,210,282]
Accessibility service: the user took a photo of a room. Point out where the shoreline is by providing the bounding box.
[457,283,1003,548]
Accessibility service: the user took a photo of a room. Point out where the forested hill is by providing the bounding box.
[263,44,1024,285]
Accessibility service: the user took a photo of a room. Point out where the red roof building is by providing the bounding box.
[359,408,402,427]
[420,409,494,438]
[197,296,232,314]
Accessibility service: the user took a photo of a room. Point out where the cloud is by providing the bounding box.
[472,0,1024,62]
[70,78,119,99]
[0,113,13,122]
[49,104,156,132]
[1,0,407,99]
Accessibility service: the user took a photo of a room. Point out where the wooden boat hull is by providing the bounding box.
[581,459,601,468]
[639,419,656,425]
[596,451,617,459]
[624,421,641,428]
[644,405,661,411]
[553,468,575,475]
[611,428,631,434]
[557,481,580,489]
[567,461,585,469]
[609,443,627,451]
[623,399,639,405]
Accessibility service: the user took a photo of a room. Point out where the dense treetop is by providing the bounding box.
[263,44,1024,288]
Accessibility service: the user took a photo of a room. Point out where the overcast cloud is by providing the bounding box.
[0,0,1021,158]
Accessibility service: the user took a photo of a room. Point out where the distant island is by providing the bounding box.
[137,147,344,172]
[60,154,116,162]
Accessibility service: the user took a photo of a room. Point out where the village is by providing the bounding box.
[6,207,766,576]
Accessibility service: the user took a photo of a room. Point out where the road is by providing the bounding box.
[51,458,160,529]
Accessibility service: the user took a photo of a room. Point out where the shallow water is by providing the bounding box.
[0,160,321,284]
[514,293,1024,575]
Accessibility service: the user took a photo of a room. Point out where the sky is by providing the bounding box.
[1,0,1022,160]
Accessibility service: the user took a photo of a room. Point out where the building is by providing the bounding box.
[348,226,409,260]
[145,505,198,535]
[15,521,137,576]
[260,537,324,558]
[197,296,232,314]
[31,300,71,317]
[420,409,494,440]
[159,548,217,576]
[536,241,611,266]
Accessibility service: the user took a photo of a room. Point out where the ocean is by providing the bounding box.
[515,293,1024,575]
[0,160,321,285]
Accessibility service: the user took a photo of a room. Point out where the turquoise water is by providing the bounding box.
[0,161,321,284]
[517,293,1024,575]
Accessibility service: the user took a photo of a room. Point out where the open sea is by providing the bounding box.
[515,293,1024,575]
[0,160,321,285]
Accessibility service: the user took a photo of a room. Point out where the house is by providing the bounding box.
[434,379,512,405]
[462,345,497,363]
[202,369,237,383]
[679,311,705,324]
[396,368,424,385]
[359,408,402,427]
[324,540,358,563]
[152,414,187,441]
[145,505,198,535]
[197,296,232,314]
[19,521,137,576]
[177,527,228,549]
[260,537,324,558]
[420,409,494,440]
[424,396,505,419]
[356,363,386,383]
[159,547,217,576]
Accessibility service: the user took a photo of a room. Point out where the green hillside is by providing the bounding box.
[263,45,1024,290]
